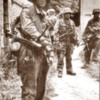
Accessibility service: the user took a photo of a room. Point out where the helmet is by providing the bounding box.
[60,7,73,15]
[47,9,55,14]
[93,8,100,14]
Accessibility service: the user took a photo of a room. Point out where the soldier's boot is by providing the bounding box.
[21,86,36,100]
[66,58,76,75]
[58,71,63,78]
[81,63,90,69]
[67,68,76,76]
[81,60,90,69]
[67,71,76,75]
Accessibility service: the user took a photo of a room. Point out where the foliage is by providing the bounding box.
[50,0,80,13]
[1,50,17,80]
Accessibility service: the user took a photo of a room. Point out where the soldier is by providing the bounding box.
[54,7,77,77]
[82,8,100,68]
[46,8,56,17]
[45,8,59,65]
[45,8,58,42]
[18,0,51,100]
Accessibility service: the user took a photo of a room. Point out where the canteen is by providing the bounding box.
[10,42,21,52]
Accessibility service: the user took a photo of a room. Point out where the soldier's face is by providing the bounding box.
[36,0,47,8]
[64,13,71,20]
[94,13,100,18]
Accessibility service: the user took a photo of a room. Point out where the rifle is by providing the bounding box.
[80,29,100,48]
[59,32,71,39]
[59,31,79,46]
[80,38,90,51]
[85,26,100,39]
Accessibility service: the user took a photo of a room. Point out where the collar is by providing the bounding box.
[64,18,70,21]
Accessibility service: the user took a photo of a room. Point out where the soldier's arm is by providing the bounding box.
[71,20,79,46]
[51,19,60,41]
[71,20,77,37]
[82,20,92,38]
[52,19,60,35]
[20,8,41,39]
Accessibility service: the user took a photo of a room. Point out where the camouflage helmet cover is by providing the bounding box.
[60,7,73,15]
[47,9,55,14]
[93,8,100,14]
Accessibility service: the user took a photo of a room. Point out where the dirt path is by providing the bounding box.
[45,47,99,100]
[45,60,99,100]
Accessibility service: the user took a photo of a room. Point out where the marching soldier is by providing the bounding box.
[17,0,51,100]
[82,8,100,68]
[54,7,77,77]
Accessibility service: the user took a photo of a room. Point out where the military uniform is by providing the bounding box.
[44,9,59,65]
[82,9,100,66]
[18,4,50,100]
[54,8,77,77]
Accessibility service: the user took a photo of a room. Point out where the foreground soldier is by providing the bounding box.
[17,0,51,100]
[54,7,77,77]
[82,8,100,68]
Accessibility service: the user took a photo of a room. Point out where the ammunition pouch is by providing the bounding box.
[59,34,78,46]
[59,34,70,42]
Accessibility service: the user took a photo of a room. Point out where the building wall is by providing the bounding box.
[51,0,80,13]
[81,0,100,15]
[0,0,3,56]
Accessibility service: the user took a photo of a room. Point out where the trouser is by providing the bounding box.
[18,45,49,100]
[92,39,100,61]
[57,49,64,72]
[66,44,73,72]
[84,38,100,64]
[57,43,74,73]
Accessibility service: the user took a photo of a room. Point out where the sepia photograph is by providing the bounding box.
[0,0,99,100]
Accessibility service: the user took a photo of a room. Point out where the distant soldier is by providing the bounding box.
[82,8,100,68]
[54,7,77,77]
[45,8,58,42]
[44,9,58,65]
[46,8,56,18]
